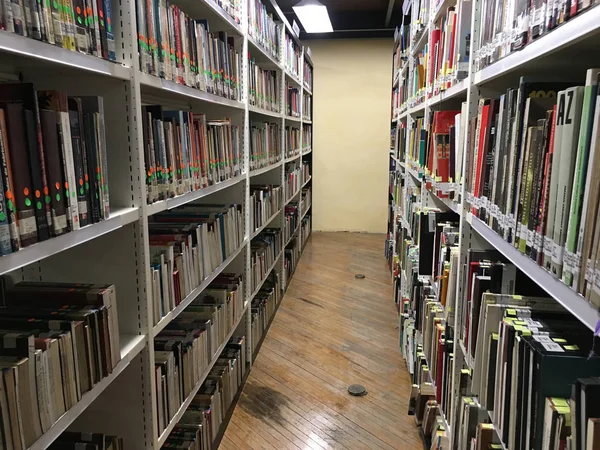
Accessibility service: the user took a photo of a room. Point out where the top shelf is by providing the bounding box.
[175,0,243,36]
[248,35,283,70]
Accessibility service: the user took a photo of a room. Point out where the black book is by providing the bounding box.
[83,112,101,223]
[68,98,90,227]
[0,108,20,251]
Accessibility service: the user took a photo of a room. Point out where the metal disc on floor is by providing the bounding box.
[355,274,365,279]
[348,384,367,396]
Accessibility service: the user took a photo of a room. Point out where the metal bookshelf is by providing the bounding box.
[0,0,314,448]
[388,1,600,447]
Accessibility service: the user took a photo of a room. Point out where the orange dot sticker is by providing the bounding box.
[43,187,48,195]
[76,6,80,13]
[23,187,29,196]
[5,190,12,199]
[65,182,69,189]
[84,174,88,181]
[55,182,60,190]
[35,190,40,198]
[79,179,83,186]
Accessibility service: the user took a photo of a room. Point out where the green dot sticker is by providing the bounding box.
[65,189,69,198]
[53,0,58,8]
[79,187,84,195]
[97,173,100,180]
[7,200,13,211]
[85,182,89,190]
[77,16,82,24]
[45,195,51,204]
[56,194,61,201]
[25,199,31,207]
[71,191,76,198]
[36,201,42,210]
[95,193,98,199]
[0,212,6,221]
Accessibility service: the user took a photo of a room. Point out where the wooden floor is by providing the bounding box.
[218,232,421,450]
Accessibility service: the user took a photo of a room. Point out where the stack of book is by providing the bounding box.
[467,72,600,304]
[251,274,280,350]
[303,93,312,120]
[284,236,301,282]
[136,3,242,102]
[142,107,242,205]
[248,60,279,112]
[301,187,312,215]
[475,0,596,71]
[286,86,300,118]
[302,124,312,150]
[250,121,281,171]
[284,164,302,201]
[48,432,124,450]
[301,161,310,185]
[250,185,283,233]
[250,228,282,294]
[159,334,247,448]
[0,85,111,256]
[304,60,313,91]
[428,0,471,95]
[0,0,116,61]
[148,204,244,325]
[248,0,281,60]
[285,126,301,157]
[284,33,301,78]
[0,280,121,449]
[283,203,299,244]
[301,214,311,246]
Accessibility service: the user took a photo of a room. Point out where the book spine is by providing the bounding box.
[101,0,115,60]
[60,0,76,51]
[83,113,101,223]
[68,108,89,227]
[96,0,108,59]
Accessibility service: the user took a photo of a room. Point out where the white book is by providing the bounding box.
[550,86,585,278]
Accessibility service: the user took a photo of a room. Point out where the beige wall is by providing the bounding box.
[310,38,392,233]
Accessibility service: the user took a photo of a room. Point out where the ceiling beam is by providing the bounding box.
[385,0,396,26]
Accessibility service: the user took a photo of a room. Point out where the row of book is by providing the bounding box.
[0,0,116,61]
[303,93,312,121]
[248,0,281,60]
[248,60,279,113]
[393,79,409,117]
[142,106,242,205]
[250,121,281,172]
[136,3,242,102]
[286,87,300,118]
[467,72,600,305]
[285,126,300,157]
[302,124,312,150]
[250,184,283,234]
[47,432,123,450]
[428,0,471,96]
[283,203,299,245]
[0,84,111,256]
[159,333,247,449]
[284,33,301,79]
[250,228,282,296]
[475,0,596,70]
[304,60,313,92]
[284,165,302,202]
[300,214,311,248]
[284,236,301,286]
[301,187,312,217]
[154,274,244,438]
[0,280,120,449]
[301,161,310,185]
[251,271,280,351]
[149,204,244,326]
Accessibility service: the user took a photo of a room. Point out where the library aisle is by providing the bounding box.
[219,232,421,450]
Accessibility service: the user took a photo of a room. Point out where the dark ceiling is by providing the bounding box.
[276,0,405,39]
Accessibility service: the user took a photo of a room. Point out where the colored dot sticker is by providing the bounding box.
[25,199,31,207]
[35,190,41,198]
[77,17,82,24]
[7,200,13,211]
[56,194,61,201]
[65,190,69,198]
[79,179,83,186]
[79,187,84,195]
[0,213,6,222]
[55,182,60,190]
[53,0,58,8]
[65,182,69,189]
[84,174,88,181]
[45,196,50,204]
[23,187,29,196]
[5,190,12,200]
[36,201,42,210]
[43,187,48,195]
[76,6,81,13]
[85,182,89,190]
[96,173,100,181]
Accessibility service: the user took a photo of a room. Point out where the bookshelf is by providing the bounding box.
[387,0,600,448]
[0,0,314,449]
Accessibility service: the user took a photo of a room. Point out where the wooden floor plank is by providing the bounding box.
[218,232,421,450]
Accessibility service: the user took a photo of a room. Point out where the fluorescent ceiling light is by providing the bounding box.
[293,0,334,33]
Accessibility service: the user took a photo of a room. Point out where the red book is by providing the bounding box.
[447,12,457,88]
[473,103,490,199]
[173,6,184,85]
[429,29,441,87]
[436,337,445,402]
[431,110,460,179]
